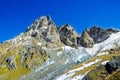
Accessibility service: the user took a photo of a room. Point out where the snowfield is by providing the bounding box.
[56,32,120,80]
[21,32,120,80]
[57,59,102,80]
[85,32,120,56]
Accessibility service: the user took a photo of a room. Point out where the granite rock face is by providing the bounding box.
[80,30,94,48]
[88,26,110,43]
[106,28,119,34]
[58,24,80,48]
[25,16,63,48]
[87,26,119,43]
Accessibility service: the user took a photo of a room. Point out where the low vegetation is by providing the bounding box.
[0,39,48,80]
[66,46,120,80]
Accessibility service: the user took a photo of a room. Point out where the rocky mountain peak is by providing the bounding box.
[1,15,120,80]
[106,28,119,34]
[87,26,119,43]
[80,30,94,48]
[26,16,54,32]
[58,24,75,34]
[23,16,63,48]
[58,24,80,48]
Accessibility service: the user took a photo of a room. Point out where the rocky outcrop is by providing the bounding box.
[80,30,94,48]
[5,56,16,70]
[21,44,48,69]
[106,28,119,34]
[87,26,110,43]
[58,24,80,48]
[105,56,120,74]
[87,26,119,43]
[25,16,63,48]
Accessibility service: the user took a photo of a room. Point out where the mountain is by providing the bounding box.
[0,16,120,80]
[58,24,80,48]
[80,30,94,48]
[87,26,119,43]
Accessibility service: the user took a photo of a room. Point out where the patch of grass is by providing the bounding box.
[0,39,48,80]
[0,67,9,75]
[69,48,120,79]
[0,54,30,80]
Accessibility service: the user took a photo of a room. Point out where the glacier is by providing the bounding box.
[20,32,120,80]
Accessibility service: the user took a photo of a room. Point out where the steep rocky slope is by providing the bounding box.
[80,30,94,48]
[87,26,119,43]
[58,24,80,48]
[0,16,120,80]
[57,32,120,80]
[25,16,63,48]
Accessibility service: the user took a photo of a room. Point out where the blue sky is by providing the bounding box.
[0,0,120,42]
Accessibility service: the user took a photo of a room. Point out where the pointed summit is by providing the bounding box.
[23,16,62,48]
[80,30,94,48]
[87,26,119,43]
[58,24,80,48]
[26,16,54,32]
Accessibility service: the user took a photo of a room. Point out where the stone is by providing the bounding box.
[87,26,119,43]
[58,24,80,48]
[5,56,16,70]
[80,30,94,48]
[105,56,120,74]
[24,16,63,48]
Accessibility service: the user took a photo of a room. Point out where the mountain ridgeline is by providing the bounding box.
[0,16,120,80]
[23,16,118,48]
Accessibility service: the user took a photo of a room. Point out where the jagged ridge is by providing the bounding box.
[0,16,120,80]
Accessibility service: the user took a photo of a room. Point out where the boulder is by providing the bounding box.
[105,56,120,74]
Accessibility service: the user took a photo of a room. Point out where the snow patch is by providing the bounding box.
[41,26,48,29]
[34,58,55,73]
[57,59,101,80]
[68,59,102,74]
[57,72,75,80]
[57,51,63,56]
[101,60,110,65]
[72,71,89,80]
[65,59,69,64]
[61,46,91,63]
[97,52,109,56]
[82,59,102,68]
[85,32,120,56]
[37,42,42,46]
[63,46,73,52]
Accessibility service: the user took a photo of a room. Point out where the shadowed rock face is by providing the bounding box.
[106,28,119,34]
[80,30,94,48]
[105,56,120,74]
[87,26,119,43]
[88,26,110,43]
[58,24,80,48]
